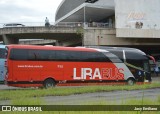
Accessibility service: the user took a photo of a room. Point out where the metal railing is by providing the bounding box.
[55,22,113,28]
[0,22,114,28]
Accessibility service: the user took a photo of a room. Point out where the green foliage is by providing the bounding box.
[12,98,42,105]
[158,95,160,104]
[0,97,160,114]
[76,27,84,36]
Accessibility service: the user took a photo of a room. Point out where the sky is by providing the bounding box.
[0,0,63,25]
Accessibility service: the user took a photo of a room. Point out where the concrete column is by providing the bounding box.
[83,29,97,46]
[2,34,19,45]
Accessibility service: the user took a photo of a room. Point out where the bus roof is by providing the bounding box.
[86,46,146,55]
[87,46,140,51]
[7,45,98,52]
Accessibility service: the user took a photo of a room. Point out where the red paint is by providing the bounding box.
[5,45,125,87]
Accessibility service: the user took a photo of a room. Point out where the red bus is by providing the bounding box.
[5,45,151,88]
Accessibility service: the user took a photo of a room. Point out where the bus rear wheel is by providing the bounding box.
[44,79,56,89]
[127,78,135,86]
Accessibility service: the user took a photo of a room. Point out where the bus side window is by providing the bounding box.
[28,50,37,60]
[28,50,56,61]
[55,51,68,61]
[48,51,56,61]
[10,49,28,60]
[80,52,111,62]
[68,51,81,61]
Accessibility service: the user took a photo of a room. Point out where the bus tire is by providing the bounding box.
[127,78,135,86]
[44,79,56,89]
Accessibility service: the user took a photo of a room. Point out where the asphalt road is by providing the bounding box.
[42,76,160,105]
[42,88,160,105]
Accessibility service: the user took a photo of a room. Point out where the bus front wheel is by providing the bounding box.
[44,79,56,88]
[127,78,135,86]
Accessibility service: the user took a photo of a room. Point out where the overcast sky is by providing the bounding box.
[0,0,63,25]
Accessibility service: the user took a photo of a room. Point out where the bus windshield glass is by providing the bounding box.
[125,51,150,72]
[0,48,6,59]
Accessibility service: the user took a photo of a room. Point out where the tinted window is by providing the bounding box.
[0,49,6,59]
[108,50,123,61]
[81,52,110,62]
[10,49,28,60]
[126,51,148,69]
[55,51,81,61]
[9,49,111,62]
[126,51,147,60]
[10,49,56,61]
[28,50,55,61]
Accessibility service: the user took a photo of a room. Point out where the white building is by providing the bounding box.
[55,0,160,59]
[56,0,160,39]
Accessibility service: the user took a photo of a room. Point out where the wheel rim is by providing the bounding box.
[45,80,55,88]
[46,83,53,88]
[128,79,134,85]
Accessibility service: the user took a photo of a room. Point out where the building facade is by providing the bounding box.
[55,0,160,60]
[55,0,160,44]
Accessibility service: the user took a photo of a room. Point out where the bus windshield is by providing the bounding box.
[0,46,6,83]
[125,51,150,72]
[0,48,6,59]
[143,60,150,72]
